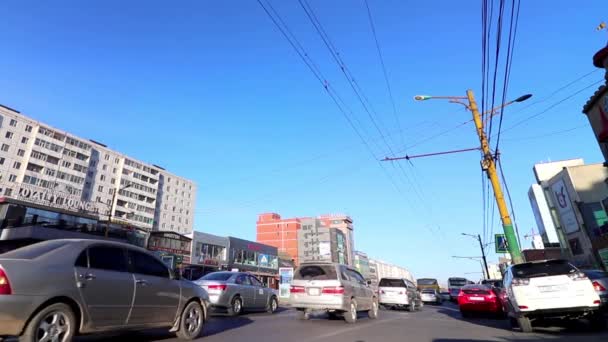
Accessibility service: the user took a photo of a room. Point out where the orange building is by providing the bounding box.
[256,213,302,265]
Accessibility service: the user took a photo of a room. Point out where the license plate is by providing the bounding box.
[470,296,484,301]
[539,285,564,293]
[308,288,320,296]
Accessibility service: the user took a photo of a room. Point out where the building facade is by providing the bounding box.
[228,236,279,288]
[368,258,414,287]
[528,183,560,245]
[0,104,196,235]
[354,251,370,279]
[256,213,301,265]
[318,214,355,266]
[297,217,347,264]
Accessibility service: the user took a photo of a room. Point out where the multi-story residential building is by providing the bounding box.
[256,213,301,265]
[297,217,347,264]
[0,103,196,234]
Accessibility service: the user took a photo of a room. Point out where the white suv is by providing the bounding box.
[503,259,604,332]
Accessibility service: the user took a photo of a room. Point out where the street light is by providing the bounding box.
[462,233,490,280]
[452,256,486,279]
[414,90,532,265]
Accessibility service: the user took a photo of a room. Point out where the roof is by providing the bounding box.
[593,46,608,68]
[582,84,607,114]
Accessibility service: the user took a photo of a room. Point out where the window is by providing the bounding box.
[9,119,17,127]
[98,185,104,192]
[8,174,16,182]
[21,137,28,144]
[5,132,13,139]
[113,168,117,174]
[109,188,114,195]
[100,175,106,181]
[88,246,127,272]
[17,149,25,157]
[379,278,406,287]
[201,272,233,281]
[111,178,116,185]
[13,161,21,169]
[295,265,338,280]
[128,250,170,278]
[1,144,9,152]
[0,157,4,165]
[235,274,251,285]
[102,164,107,171]
[249,276,263,287]
[512,259,578,278]
[115,158,119,164]
[569,239,583,256]
[25,124,33,132]
[104,154,110,161]
[75,250,88,267]
[61,160,71,168]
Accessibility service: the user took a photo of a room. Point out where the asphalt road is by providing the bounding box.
[72,302,607,342]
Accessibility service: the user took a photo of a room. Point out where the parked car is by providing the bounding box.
[503,259,603,333]
[582,270,608,311]
[0,239,210,341]
[378,277,421,311]
[194,271,279,315]
[420,289,443,305]
[289,262,378,323]
[480,279,503,289]
[457,284,502,317]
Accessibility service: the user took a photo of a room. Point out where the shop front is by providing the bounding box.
[227,236,279,289]
[183,231,230,280]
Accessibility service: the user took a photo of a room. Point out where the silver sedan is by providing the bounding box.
[0,239,210,341]
[194,272,279,316]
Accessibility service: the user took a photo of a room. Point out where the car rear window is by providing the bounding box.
[200,272,233,281]
[421,289,435,294]
[0,240,69,259]
[295,265,337,280]
[417,278,438,285]
[379,278,405,287]
[463,288,490,295]
[512,260,577,278]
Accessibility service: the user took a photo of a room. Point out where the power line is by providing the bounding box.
[363,0,404,148]
[502,124,587,142]
[486,0,507,144]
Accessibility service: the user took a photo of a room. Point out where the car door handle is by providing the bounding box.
[136,279,148,286]
[79,273,96,280]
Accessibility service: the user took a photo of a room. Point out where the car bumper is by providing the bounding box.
[459,302,502,313]
[0,295,43,336]
[291,295,348,311]
[208,293,231,308]
[516,306,599,319]
[379,295,409,306]
[421,296,438,302]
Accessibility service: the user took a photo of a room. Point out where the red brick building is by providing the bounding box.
[256,213,301,265]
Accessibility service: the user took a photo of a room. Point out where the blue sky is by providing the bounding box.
[1,1,607,282]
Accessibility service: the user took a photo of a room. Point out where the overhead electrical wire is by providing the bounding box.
[486,0,506,144]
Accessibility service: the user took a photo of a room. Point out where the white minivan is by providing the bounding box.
[503,259,604,332]
[378,277,422,311]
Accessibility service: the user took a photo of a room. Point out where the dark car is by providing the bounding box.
[582,270,608,310]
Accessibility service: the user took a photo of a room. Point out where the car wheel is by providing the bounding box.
[517,316,533,333]
[368,299,379,319]
[296,309,310,320]
[175,301,205,340]
[266,296,278,314]
[344,300,358,324]
[20,303,76,342]
[227,296,243,317]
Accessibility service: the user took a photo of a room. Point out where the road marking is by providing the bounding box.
[304,316,405,342]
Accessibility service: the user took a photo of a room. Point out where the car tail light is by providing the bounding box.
[290,286,305,294]
[593,281,606,292]
[594,300,601,305]
[568,272,588,281]
[518,305,528,309]
[322,286,345,295]
[512,278,530,286]
[207,284,227,291]
[0,267,11,295]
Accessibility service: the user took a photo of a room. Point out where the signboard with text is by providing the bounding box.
[495,234,508,253]
[551,179,579,234]
[279,267,294,299]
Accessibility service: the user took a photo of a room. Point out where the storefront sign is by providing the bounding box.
[1,181,107,216]
[247,243,262,251]
[551,180,580,234]
[200,258,220,266]
[319,242,331,256]
[279,267,294,299]
[258,253,270,268]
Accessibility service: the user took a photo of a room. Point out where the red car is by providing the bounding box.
[458,284,503,318]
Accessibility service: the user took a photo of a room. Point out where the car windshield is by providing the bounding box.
[379,278,405,287]
[200,272,233,281]
[0,240,70,259]
[417,279,438,285]
[294,265,337,280]
[512,260,578,278]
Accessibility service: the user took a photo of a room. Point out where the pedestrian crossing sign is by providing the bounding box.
[495,234,508,253]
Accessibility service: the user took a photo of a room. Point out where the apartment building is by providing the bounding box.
[0,103,196,234]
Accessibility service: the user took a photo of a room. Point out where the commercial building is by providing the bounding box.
[256,213,301,265]
[528,183,560,246]
[297,217,347,264]
[531,159,608,268]
[184,231,230,279]
[354,251,370,279]
[227,236,279,288]
[0,103,196,235]
[318,214,355,266]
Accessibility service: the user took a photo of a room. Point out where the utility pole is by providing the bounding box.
[461,233,490,279]
[466,90,523,264]
[409,91,532,264]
